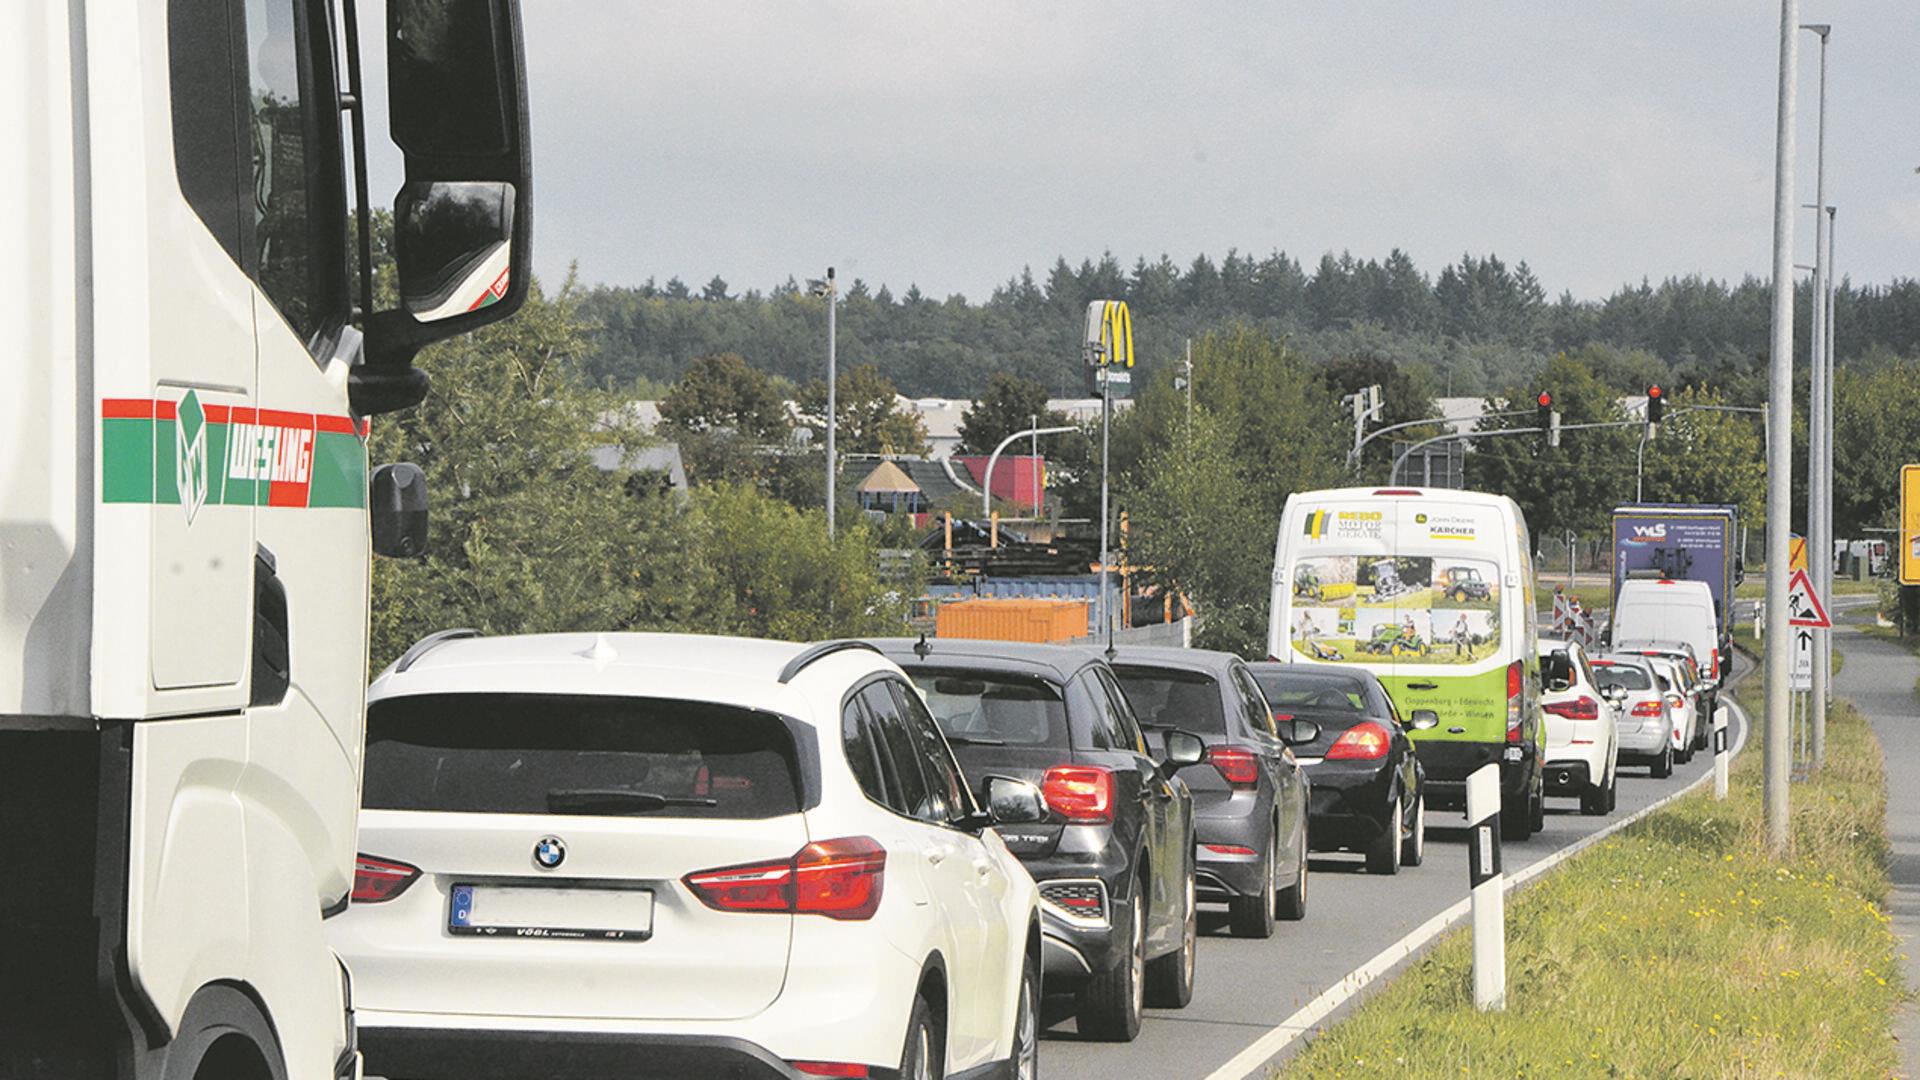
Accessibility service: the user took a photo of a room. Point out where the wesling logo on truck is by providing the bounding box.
[1610,504,1742,637]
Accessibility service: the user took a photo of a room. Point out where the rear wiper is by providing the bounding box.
[546,788,718,814]
[943,734,1007,746]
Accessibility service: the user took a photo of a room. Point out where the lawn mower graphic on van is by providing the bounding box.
[1271,488,1547,841]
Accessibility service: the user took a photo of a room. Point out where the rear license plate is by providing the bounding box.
[448,884,653,941]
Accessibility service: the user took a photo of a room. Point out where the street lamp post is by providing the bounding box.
[1762,0,1799,856]
[811,268,839,538]
[1803,22,1832,769]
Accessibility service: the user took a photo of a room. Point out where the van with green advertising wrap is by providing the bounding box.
[1268,487,1545,840]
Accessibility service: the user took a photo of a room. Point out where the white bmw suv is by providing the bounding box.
[330,631,1044,1080]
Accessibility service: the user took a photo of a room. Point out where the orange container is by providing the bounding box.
[935,599,1090,643]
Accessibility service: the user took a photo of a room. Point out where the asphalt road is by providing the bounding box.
[1040,653,1752,1080]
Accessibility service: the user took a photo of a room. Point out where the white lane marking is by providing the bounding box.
[1205,698,1752,1080]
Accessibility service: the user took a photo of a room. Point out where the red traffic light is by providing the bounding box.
[1536,391,1552,408]
[1648,384,1663,399]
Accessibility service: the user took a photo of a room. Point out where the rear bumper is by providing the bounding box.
[1303,764,1394,850]
[359,1027,883,1080]
[1193,799,1272,898]
[1616,725,1670,759]
[1416,741,1535,810]
[1543,760,1592,795]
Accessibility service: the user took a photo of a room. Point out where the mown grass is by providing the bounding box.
[1277,692,1900,1078]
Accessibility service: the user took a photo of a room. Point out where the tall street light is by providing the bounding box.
[1802,21,1832,769]
[1762,0,1799,856]
[810,268,839,538]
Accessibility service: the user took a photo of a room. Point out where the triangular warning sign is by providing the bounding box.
[1786,568,1831,628]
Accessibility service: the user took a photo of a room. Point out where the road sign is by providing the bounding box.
[1789,535,1807,573]
[1786,568,1831,628]
[1902,465,1920,585]
[1791,627,1813,691]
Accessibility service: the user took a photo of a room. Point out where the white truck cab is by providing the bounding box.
[2,1,531,1076]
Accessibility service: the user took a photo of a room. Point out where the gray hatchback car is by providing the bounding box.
[1108,647,1313,939]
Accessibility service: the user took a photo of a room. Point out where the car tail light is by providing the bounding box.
[1666,693,1685,710]
[1207,746,1261,788]
[1039,880,1108,919]
[352,855,421,903]
[1203,843,1257,856]
[790,1063,869,1078]
[1542,695,1600,721]
[1042,765,1115,823]
[1631,700,1664,718]
[1710,647,1720,680]
[1506,660,1526,743]
[1373,488,1422,495]
[684,836,886,921]
[1326,722,1391,761]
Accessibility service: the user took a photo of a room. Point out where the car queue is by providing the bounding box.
[327,487,1728,1080]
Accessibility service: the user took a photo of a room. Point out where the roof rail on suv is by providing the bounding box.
[777,640,882,685]
[394,628,482,673]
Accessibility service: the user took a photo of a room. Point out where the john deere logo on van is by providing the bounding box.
[175,390,210,525]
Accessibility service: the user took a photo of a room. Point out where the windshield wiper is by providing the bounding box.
[546,788,718,814]
[942,734,1007,746]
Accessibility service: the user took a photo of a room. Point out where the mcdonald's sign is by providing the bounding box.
[1083,300,1134,370]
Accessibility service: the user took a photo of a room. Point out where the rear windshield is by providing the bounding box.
[1112,667,1226,736]
[908,671,1069,749]
[1251,669,1368,717]
[364,693,803,819]
[1591,662,1652,691]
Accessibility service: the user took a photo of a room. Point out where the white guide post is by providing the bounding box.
[1466,764,1506,1011]
[1714,704,1731,800]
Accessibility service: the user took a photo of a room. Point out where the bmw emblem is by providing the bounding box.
[533,836,567,870]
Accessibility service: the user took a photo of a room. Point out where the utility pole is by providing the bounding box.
[1804,22,1831,769]
[814,267,839,538]
[1763,0,1799,856]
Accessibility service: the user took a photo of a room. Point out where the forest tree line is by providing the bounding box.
[573,248,1920,405]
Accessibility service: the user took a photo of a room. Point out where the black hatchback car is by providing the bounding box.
[1247,663,1432,875]
[1108,646,1311,939]
[873,638,1202,1043]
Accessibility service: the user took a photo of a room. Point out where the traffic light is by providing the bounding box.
[1536,391,1562,448]
[1646,384,1664,426]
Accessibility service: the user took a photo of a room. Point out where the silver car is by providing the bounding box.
[1591,655,1676,778]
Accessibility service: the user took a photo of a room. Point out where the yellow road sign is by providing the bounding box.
[1788,535,1807,574]
[1902,465,1920,585]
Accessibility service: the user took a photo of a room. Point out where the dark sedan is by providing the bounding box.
[1247,663,1433,875]
[872,638,1202,1043]
[1109,646,1311,939]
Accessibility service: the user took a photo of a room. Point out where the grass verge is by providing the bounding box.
[1277,681,1900,1077]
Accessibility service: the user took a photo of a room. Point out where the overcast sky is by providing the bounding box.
[369,2,1916,301]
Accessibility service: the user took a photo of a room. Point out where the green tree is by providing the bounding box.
[796,364,930,456]
[1639,384,1766,529]
[367,273,722,668]
[1833,355,1920,536]
[956,372,1068,456]
[1127,407,1273,654]
[690,482,918,640]
[659,352,791,439]
[1468,351,1637,541]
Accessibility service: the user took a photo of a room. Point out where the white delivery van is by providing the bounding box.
[1611,579,1722,684]
[1269,487,1546,840]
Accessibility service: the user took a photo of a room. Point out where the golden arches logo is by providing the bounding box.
[1083,299,1134,369]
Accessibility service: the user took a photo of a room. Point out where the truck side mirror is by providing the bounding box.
[353,0,532,415]
[370,463,429,558]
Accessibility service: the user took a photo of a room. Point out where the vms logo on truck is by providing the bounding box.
[175,390,210,525]
[1624,523,1667,545]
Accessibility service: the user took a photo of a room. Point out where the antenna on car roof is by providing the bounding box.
[913,633,931,659]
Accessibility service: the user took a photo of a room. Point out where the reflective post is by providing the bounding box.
[1467,764,1505,1011]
